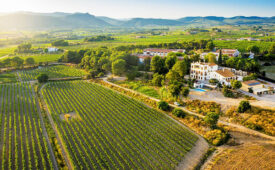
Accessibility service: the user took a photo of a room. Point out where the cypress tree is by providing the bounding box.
[218,49,223,65]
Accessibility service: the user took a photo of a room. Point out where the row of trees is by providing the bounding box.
[0,57,35,68]
[84,36,115,42]
[51,40,69,46]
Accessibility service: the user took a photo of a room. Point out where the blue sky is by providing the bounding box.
[0,0,274,18]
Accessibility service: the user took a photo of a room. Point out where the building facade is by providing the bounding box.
[209,69,237,86]
[143,48,185,57]
[190,62,218,80]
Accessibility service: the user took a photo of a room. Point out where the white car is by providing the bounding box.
[174,102,180,106]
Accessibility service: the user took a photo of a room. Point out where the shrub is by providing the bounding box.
[204,129,228,146]
[204,112,219,128]
[37,73,49,83]
[230,80,242,90]
[181,87,190,98]
[243,73,257,81]
[222,86,235,98]
[157,101,170,111]
[126,72,136,81]
[151,73,164,87]
[172,108,186,118]
[186,100,221,115]
[209,79,219,85]
[97,72,105,78]
[238,100,251,113]
[248,88,253,93]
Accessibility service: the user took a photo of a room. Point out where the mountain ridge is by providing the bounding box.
[0,12,274,30]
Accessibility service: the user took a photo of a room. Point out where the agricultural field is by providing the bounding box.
[41,81,198,169]
[209,144,275,170]
[214,40,273,53]
[0,83,56,169]
[0,53,62,63]
[0,46,16,58]
[18,65,88,81]
[0,72,17,84]
[261,65,275,80]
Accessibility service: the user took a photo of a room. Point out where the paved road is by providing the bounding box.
[102,77,275,141]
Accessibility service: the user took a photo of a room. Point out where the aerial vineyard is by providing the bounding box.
[0,83,56,170]
[18,65,87,81]
[42,81,198,169]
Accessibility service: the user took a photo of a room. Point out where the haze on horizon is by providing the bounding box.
[0,0,274,19]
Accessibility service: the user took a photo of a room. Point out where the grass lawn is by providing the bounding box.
[261,66,275,80]
[114,80,161,99]
[0,72,17,83]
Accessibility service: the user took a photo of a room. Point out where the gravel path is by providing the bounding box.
[31,85,59,170]
[40,83,73,170]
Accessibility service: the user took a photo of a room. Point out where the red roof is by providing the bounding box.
[216,49,237,54]
[215,69,235,77]
[144,48,184,53]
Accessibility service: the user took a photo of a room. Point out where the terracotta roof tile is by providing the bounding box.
[215,69,235,77]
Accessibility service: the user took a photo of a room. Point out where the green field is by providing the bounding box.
[261,66,275,80]
[18,65,87,81]
[0,72,17,84]
[0,83,56,169]
[42,81,198,169]
[114,80,161,99]
[0,46,16,57]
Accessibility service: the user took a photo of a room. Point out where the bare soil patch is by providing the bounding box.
[60,112,78,121]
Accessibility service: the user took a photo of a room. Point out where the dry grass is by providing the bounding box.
[210,144,275,170]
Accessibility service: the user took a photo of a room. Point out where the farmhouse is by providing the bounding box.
[216,49,240,57]
[47,47,59,53]
[209,69,237,86]
[190,62,245,86]
[241,80,274,95]
[143,48,185,57]
[190,62,218,80]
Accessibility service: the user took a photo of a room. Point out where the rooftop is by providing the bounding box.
[215,69,235,77]
[216,49,238,53]
[191,62,217,67]
[144,48,184,53]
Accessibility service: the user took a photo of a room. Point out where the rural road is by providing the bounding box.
[31,85,59,170]
[39,83,74,170]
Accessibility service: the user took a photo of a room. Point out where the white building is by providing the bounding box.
[190,62,218,80]
[47,47,59,53]
[143,48,185,57]
[209,69,238,86]
[190,62,244,86]
[216,49,240,57]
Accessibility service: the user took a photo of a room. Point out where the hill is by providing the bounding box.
[0,12,274,30]
[0,12,110,30]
